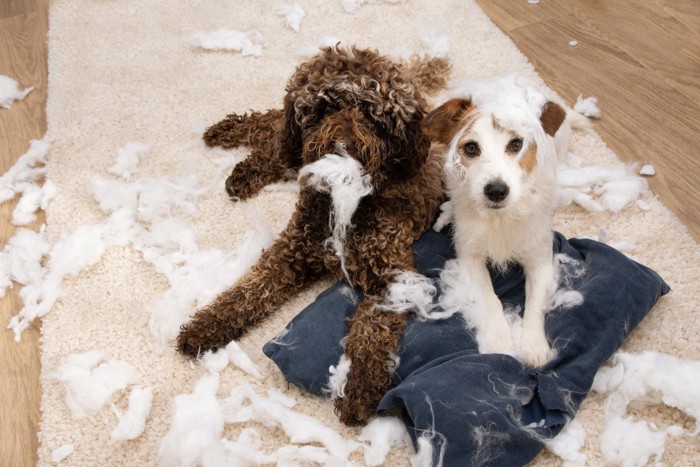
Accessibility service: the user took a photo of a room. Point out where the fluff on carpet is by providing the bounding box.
[0,0,698,465]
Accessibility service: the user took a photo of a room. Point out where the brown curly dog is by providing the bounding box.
[177,46,450,426]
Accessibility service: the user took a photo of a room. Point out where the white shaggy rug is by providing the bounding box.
[27,0,700,465]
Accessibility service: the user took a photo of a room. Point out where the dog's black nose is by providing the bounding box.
[484,180,509,203]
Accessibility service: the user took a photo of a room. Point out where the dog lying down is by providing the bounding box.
[177,46,451,426]
[423,73,588,367]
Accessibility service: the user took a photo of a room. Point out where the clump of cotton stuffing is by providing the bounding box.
[544,419,587,466]
[378,271,439,319]
[359,416,412,466]
[0,75,33,109]
[158,373,225,466]
[277,2,305,32]
[111,386,154,441]
[599,416,682,467]
[49,350,139,419]
[0,136,50,206]
[573,95,601,119]
[341,0,406,14]
[191,29,267,57]
[299,152,373,283]
[108,142,151,180]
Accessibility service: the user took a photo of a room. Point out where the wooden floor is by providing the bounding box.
[0,0,698,464]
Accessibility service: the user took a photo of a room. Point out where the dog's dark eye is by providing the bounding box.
[463,141,480,157]
[507,138,523,153]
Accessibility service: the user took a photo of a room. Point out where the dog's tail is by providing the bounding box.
[402,55,452,95]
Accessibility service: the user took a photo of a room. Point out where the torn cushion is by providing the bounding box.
[263,230,669,465]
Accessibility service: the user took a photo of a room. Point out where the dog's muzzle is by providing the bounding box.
[484,179,509,204]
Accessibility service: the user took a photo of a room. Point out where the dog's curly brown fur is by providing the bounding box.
[177,46,450,426]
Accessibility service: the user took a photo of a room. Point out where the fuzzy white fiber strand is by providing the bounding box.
[50,351,139,420]
[191,29,267,57]
[378,271,437,317]
[0,75,33,109]
[223,384,361,462]
[299,152,373,283]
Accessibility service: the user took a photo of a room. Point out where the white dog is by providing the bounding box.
[423,74,583,367]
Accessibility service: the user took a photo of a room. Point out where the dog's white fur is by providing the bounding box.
[425,74,575,366]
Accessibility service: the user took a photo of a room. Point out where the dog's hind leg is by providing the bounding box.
[334,297,408,426]
[203,109,283,150]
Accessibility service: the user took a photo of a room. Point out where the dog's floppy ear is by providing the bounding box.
[422,98,473,145]
[540,101,566,137]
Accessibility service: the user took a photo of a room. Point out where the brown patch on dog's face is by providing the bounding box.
[519,142,538,174]
[540,102,566,136]
[422,98,474,145]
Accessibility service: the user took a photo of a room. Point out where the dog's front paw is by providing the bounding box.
[177,312,242,358]
[519,332,554,368]
[334,387,379,427]
[478,313,516,356]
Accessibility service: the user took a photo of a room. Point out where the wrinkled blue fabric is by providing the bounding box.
[263,229,670,466]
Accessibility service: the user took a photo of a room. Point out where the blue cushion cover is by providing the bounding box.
[263,230,669,466]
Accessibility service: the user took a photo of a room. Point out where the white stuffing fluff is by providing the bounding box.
[298,153,373,283]
[592,351,700,434]
[277,2,305,32]
[573,95,601,119]
[0,75,34,109]
[266,388,297,408]
[326,354,352,399]
[225,339,264,379]
[223,384,360,462]
[378,271,438,318]
[555,155,649,213]
[50,350,139,419]
[544,419,587,467]
[359,416,412,466]
[0,136,50,205]
[158,373,226,466]
[202,348,230,373]
[419,28,450,58]
[341,0,406,13]
[568,40,579,47]
[7,223,111,341]
[528,0,540,4]
[437,259,477,323]
[108,142,151,180]
[0,228,50,298]
[11,181,55,225]
[599,416,683,467]
[191,29,267,57]
[639,164,655,176]
[111,386,154,441]
[50,444,75,463]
